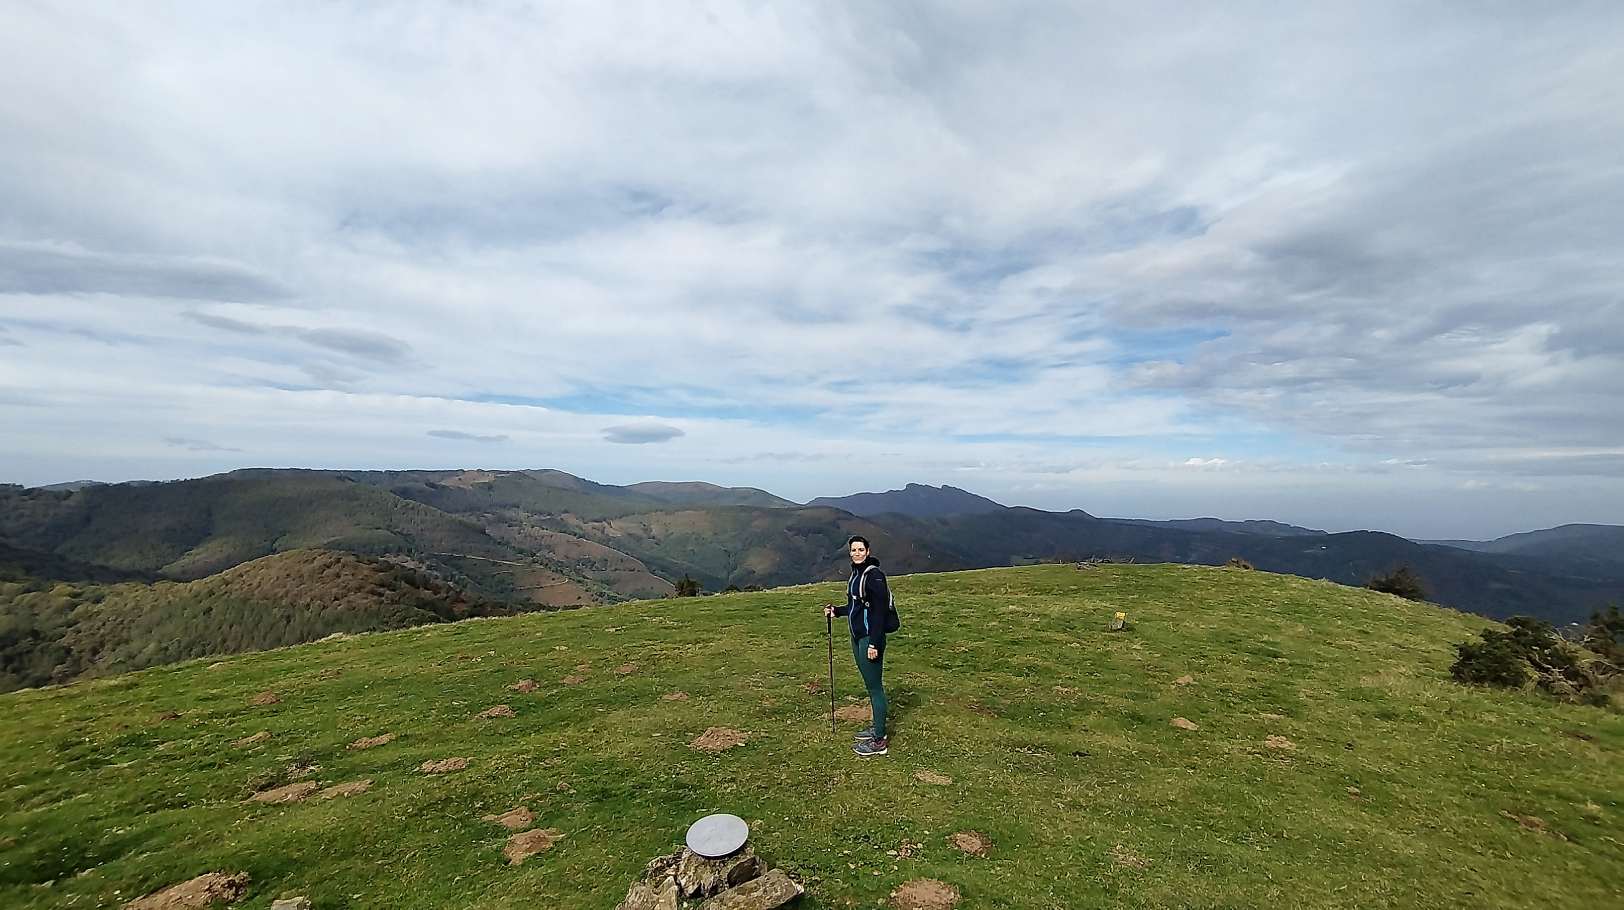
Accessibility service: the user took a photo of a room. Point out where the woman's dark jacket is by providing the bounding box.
[832,556,891,654]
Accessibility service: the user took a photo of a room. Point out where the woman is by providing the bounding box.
[823,534,892,757]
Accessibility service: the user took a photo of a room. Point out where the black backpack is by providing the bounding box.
[858,564,901,633]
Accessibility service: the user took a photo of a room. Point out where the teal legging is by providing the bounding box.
[852,634,888,737]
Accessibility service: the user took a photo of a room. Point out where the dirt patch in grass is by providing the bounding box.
[478,705,516,719]
[1174,675,1195,686]
[1111,845,1151,869]
[348,733,395,750]
[419,757,470,774]
[232,731,271,748]
[153,710,182,722]
[690,727,749,752]
[614,662,638,675]
[510,679,539,693]
[483,806,534,830]
[1170,717,1199,731]
[914,770,953,786]
[834,703,870,723]
[504,828,564,864]
[123,871,250,909]
[948,831,990,857]
[248,781,319,804]
[803,680,824,695]
[1500,810,1569,840]
[248,691,280,706]
[662,691,689,701]
[1264,735,1295,750]
[318,780,372,799]
[562,674,588,685]
[890,878,960,910]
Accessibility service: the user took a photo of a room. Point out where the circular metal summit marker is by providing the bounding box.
[686,813,749,858]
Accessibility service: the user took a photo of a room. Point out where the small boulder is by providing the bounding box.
[695,868,803,910]
[249,691,281,706]
[674,845,760,899]
[1174,675,1195,686]
[617,874,679,910]
[270,899,312,910]
[1170,717,1199,731]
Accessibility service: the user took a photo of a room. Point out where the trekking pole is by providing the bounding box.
[827,611,836,734]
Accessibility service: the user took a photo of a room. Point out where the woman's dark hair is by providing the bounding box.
[847,535,870,548]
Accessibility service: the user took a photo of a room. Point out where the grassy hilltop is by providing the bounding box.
[1,564,1619,909]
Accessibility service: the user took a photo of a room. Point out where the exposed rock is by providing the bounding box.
[1174,675,1195,686]
[644,850,682,879]
[249,691,280,706]
[510,679,540,693]
[123,871,250,909]
[482,806,534,830]
[948,831,990,857]
[248,781,319,804]
[889,878,959,910]
[347,733,395,750]
[317,780,372,799]
[696,869,802,910]
[504,828,565,864]
[674,845,760,898]
[419,757,470,774]
[270,899,311,910]
[690,726,749,752]
[232,732,271,748]
[1170,717,1199,731]
[913,770,953,786]
[478,705,516,719]
[617,874,679,910]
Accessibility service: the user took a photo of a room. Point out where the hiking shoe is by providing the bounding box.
[853,736,888,757]
[852,726,877,742]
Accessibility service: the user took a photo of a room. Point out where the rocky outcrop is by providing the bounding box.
[618,844,799,910]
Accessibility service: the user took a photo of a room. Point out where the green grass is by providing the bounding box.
[1,564,1619,909]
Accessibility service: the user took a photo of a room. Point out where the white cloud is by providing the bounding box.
[0,2,1621,538]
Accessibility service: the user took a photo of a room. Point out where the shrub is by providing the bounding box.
[1225,557,1254,570]
[674,575,701,597]
[1366,564,1427,601]
[1451,614,1618,705]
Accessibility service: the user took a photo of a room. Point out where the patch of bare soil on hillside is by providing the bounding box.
[419,757,470,774]
[690,727,748,752]
[913,770,953,786]
[889,878,960,910]
[1111,845,1151,869]
[662,691,689,701]
[248,691,280,706]
[834,703,870,723]
[483,806,534,830]
[478,705,516,719]
[348,733,396,750]
[504,828,565,864]
[248,781,319,804]
[510,679,540,693]
[318,780,372,799]
[232,732,271,748]
[123,872,250,909]
[948,831,990,857]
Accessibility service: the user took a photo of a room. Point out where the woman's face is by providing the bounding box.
[849,541,869,563]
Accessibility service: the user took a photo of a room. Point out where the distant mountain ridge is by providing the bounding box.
[807,483,1009,518]
[6,472,1620,625]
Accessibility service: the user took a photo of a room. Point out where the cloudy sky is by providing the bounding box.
[2,2,1621,539]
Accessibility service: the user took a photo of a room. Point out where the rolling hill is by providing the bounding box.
[0,549,514,693]
[0,564,1617,908]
